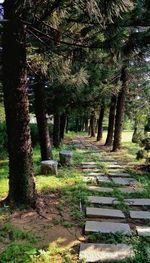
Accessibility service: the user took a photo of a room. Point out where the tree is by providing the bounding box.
[112,66,128,151]
[105,95,117,146]
[2,0,35,206]
[97,102,105,141]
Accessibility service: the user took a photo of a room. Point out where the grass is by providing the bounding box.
[0,131,150,262]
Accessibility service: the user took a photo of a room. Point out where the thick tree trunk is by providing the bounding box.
[60,113,67,140]
[97,105,105,141]
[90,111,96,137]
[112,66,128,151]
[53,113,60,147]
[33,77,52,160]
[75,117,79,132]
[65,116,69,133]
[105,95,117,146]
[2,1,35,206]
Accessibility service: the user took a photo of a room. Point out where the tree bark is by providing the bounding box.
[2,1,35,206]
[60,113,67,140]
[84,118,89,132]
[53,113,60,147]
[33,77,52,160]
[90,111,96,137]
[112,66,128,151]
[97,105,105,141]
[105,95,117,146]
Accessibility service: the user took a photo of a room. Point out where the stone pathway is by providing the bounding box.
[70,137,150,262]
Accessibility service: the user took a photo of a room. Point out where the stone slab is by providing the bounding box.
[82,162,97,165]
[107,164,122,169]
[111,177,137,186]
[125,199,150,206]
[79,243,134,262]
[82,165,97,169]
[86,207,125,218]
[136,226,150,236]
[88,172,104,176]
[83,169,102,173]
[109,173,131,177]
[85,221,131,235]
[83,176,97,183]
[97,176,111,183]
[119,187,144,194]
[88,186,113,193]
[88,196,118,205]
[130,211,150,219]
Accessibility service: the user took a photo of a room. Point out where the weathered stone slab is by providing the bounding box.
[41,160,58,175]
[125,199,150,206]
[82,162,97,165]
[107,164,122,169]
[85,221,131,235]
[86,207,125,218]
[119,187,144,194]
[136,226,150,236]
[109,173,131,177]
[83,176,97,183]
[83,169,101,172]
[111,177,137,186]
[88,186,113,193]
[97,176,111,183]
[59,150,73,165]
[130,211,150,219]
[88,172,104,176]
[82,165,97,169]
[88,196,118,205]
[79,243,134,262]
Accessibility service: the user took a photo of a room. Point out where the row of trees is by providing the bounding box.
[0,0,150,207]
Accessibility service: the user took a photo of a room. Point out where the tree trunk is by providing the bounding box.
[53,113,60,147]
[97,105,105,141]
[65,116,69,133]
[90,111,96,137]
[33,77,52,160]
[60,113,67,140]
[2,1,35,206]
[112,66,128,151]
[105,95,117,146]
[84,118,89,132]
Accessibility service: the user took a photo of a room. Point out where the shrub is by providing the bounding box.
[30,123,53,147]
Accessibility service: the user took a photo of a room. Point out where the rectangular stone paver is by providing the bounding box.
[88,172,104,176]
[85,221,132,235]
[82,165,97,169]
[111,177,137,186]
[125,199,150,206]
[88,196,118,205]
[83,169,101,173]
[88,186,113,193]
[83,176,97,183]
[107,164,122,169]
[130,211,150,219]
[109,173,131,177]
[86,207,125,218]
[82,162,97,165]
[97,176,111,183]
[119,187,144,194]
[136,226,150,236]
[79,243,134,262]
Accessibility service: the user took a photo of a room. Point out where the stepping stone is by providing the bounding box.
[79,243,134,262]
[86,207,125,218]
[83,169,101,173]
[83,176,97,183]
[88,186,113,193]
[88,196,118,205]
[97,176,111,183]
[130,211,150,219]
[125,199,150,206]
[85,221,132,235]
[59,150,73,166]
[88,172,104,176]
[82,162,97,165]
[82,165,97,169]
[119,187,144,194]
[111,177,137,186]
[109,173,131,177]
[136,226,150,236]
[41,160,58,175]
[107,164,122,169]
